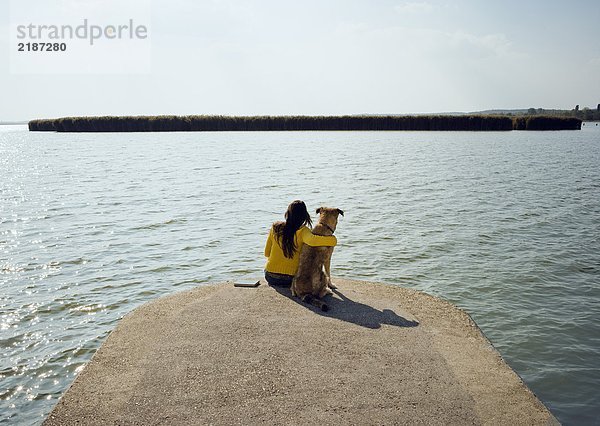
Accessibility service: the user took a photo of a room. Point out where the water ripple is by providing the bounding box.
[0,126,599,425]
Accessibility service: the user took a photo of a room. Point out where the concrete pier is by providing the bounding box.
[44,279,558,425]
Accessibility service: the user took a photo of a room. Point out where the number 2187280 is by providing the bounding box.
[17,42,67,52]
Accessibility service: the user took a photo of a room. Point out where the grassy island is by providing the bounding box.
[28,115,582,132]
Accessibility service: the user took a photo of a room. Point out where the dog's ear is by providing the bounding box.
[337,209,344,216]
[316,207,322,214]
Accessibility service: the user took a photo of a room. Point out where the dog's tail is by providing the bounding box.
[301,294,329,312]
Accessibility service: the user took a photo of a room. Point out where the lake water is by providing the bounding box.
[1,125,599,425]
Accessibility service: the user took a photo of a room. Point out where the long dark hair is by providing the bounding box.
[273,200,313,258]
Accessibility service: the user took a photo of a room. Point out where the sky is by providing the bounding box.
[1,0,599,120]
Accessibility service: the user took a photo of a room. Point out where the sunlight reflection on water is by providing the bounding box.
[1,126,599,424]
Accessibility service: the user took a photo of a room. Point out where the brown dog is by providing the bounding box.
[291,207,343,311]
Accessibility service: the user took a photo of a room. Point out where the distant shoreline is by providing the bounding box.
[28,115,582,132]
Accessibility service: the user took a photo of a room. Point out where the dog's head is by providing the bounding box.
[316,207,344,232]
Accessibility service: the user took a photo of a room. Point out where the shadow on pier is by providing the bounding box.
[271,285,420,329]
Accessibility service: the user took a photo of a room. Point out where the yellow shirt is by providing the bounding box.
[264,225,337,276]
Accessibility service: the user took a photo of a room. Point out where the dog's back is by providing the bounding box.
[293,243,331,296]
[291,207,343,310]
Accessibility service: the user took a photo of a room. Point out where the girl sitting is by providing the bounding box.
[264,200,337,287]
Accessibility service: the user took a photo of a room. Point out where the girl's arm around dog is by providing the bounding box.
[299,227,337,247]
